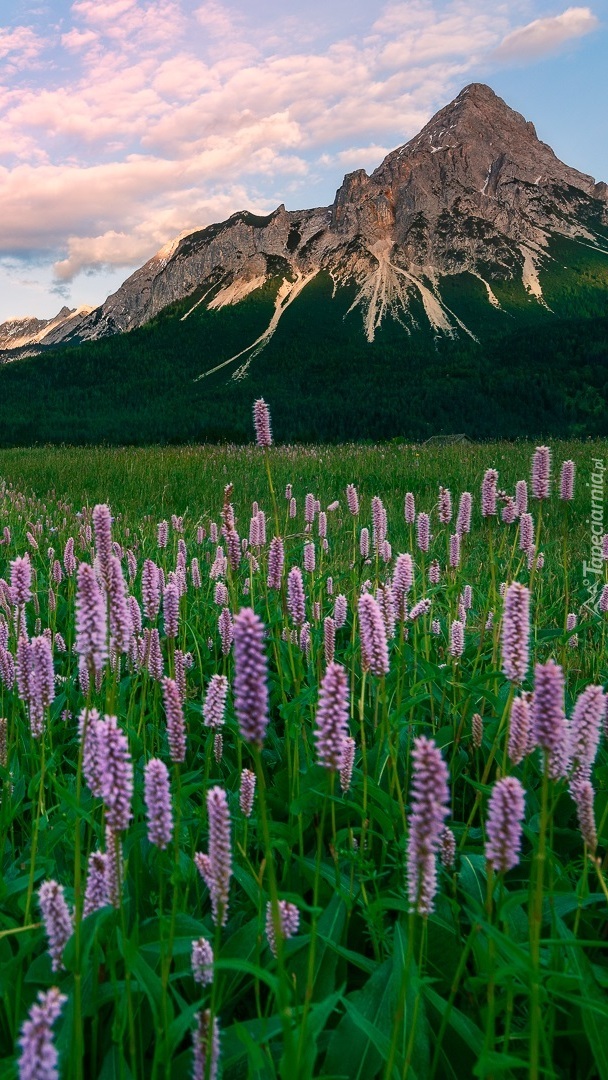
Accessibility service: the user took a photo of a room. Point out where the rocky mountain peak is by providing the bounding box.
[1,84,607,358]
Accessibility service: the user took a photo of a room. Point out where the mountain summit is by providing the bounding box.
[2,83,607,371]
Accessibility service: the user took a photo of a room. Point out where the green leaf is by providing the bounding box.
[324,958,398,1080]
[555,917,608,1078]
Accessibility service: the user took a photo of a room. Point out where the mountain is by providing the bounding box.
[0,83,607,444]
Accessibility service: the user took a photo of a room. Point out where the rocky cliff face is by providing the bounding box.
[2,83,607,358]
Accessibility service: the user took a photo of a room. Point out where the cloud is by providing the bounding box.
[493,7,599,62]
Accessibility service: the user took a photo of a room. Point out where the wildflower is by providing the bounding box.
[315,662,350,770]
[232,607,270,747]
[346,484,359,515]
[449,620,464,658]
[162,678,187,763]
[508,695,531,765]
[566,612,578,648]
[38,881,73,972]
[456,492,472,534]
[267,536,284,589]
[340,736,355,792]
[144,758,174,849]
[515,480,528,514]
[142,559,161,619]
[485,777,526,873]
[265,900,300,956]
[147,628,164,680]
[440,826,456,870]
[392,553,413,618]
[501,582,530,683]
[287,567,306,626]
[560,460,575,500]
[17,987,67,1080]
[519,513,534,552]
[324,615,336,664]
[417,513,430,552]
[409,598,431,621]
[97,715,133,831]
[359,593,390,676]
[572,780,597,852]
[406,737,450,915]
[531,446,551,500]
[218,607,233,656]
[203,674,229,729]
[359,527,370,558]
[10,555,32,607]
[481,469,498,517]
[334,594,348,628]
[83,852,109,917]
[192,1010,220,1080]
[195,786,232,926]
[404,492,415,524]
[239,769,256,817]
[163,582,179,638]
[75,562,107,675]
[532,660,568,779]
[568,685,605,789]
[304,541,316,573]
[157,521,168,548]
[192,938,214,986]
[438,487,452,524]
[253,398,272,447]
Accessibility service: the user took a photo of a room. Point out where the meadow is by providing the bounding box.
[0,428,607,1080]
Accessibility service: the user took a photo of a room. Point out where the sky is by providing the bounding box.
[0,0,607,321]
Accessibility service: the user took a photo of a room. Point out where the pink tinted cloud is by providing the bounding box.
[493,7,599,62]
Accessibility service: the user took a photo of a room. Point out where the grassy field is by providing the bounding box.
[0,435,607,1079]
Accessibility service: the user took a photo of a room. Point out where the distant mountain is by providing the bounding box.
[0,83,607,444]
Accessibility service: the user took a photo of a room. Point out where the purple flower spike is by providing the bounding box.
[144,758,174,849]
[192,938,214,986]
[481,469,498,517]
[162,677,187,762]
[203,674,229,729]
[568,685,605,789]
[232,607,270,747]
[456,491,472,535]
[573,780,597,852]
[195,785,232,926]
[163,581,179,639]
[83,851,109,917]
[239,768,256,817]
[406,737,450,915]
[485,776,526,873]
[358,592,390,676]
[253,398,272,448]
[10,554,32,607]
[192,1010,220,1080]
[314,662,350,770]
[38,880,73,972]
[501,582,530,683]
[531,446,551,500]
[97,715,133,832]
[18,987,67,1080]
[560,460,575,501]
[287,566,306,626]
[267,536,284,590]
[340,736,355,792]
[265,899,300,957]
[508,695,531,765]
[532,660,568,778]
[75,562,108,675]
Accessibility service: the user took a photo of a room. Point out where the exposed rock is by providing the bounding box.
[2,83,606,355]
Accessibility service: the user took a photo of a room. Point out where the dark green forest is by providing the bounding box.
[0,234,607,444]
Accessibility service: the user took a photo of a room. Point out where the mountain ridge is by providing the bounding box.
[2,82,607,369]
